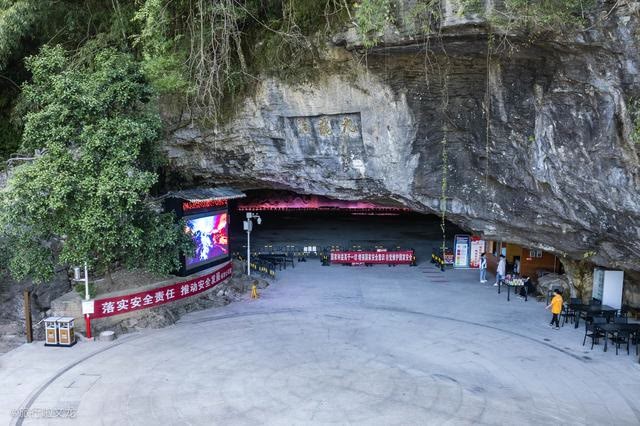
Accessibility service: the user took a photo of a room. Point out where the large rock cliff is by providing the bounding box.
[164,1,640,302]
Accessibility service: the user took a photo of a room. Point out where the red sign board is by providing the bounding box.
[182,199,227,212]
[330,251,414,265]
[91,262,233,319]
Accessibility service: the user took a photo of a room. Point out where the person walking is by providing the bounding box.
[479,253,487,283]
[513,257,520,275]
[546,289,563,329]
[494,254,506,286]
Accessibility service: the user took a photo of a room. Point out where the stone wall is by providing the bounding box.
[0,268,70,351]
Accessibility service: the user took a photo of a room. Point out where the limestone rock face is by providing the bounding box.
[164,2,640,300]
[537,273,572,298]
[0,268,70,349]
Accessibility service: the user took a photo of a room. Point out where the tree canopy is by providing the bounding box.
[0,46,191,283]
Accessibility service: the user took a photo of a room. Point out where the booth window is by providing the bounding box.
[529,249,543,258]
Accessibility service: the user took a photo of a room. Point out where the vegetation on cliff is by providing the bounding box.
[0,46,192,283]
[0,1,603,151]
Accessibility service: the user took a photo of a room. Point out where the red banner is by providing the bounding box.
[91,262,233,319]
[182,199,227,212]
[330,251,414,265]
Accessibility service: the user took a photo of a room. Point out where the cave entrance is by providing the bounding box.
[229,190,468,267]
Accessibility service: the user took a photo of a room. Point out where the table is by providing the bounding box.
[498,279,527,302]
[594,323,640,353]
[572,304,617,328]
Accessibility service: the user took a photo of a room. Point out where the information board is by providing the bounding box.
[469,237,485,269]
[454,235,471,268]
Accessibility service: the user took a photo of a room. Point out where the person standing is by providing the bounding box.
[546,289,563,329]
[479,253,487,283]
[494,254,506,286]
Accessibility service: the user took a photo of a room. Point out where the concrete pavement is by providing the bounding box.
[2,261,640,425]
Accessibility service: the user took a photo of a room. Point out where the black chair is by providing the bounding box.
[608,317,631,355]
[579,309,593,326]
[633,330,640,357]
[583,316,606,349]
[561,303,576,327]
[546,286,562,305]
[592,298,602,305]
[618,305,631,318]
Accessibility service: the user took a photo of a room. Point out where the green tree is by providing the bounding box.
[0,45,192,283]
[0,0,43,71]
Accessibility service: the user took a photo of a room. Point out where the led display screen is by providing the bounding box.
[184,212,229,270]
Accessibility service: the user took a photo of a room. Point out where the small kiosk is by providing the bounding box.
[44,317,60,346]
[57,317,76,347]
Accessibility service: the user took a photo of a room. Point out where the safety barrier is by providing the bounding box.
[431,247,454,271]
[240,244,321,261]
[431,250,445,271]
[250,259,277,278]
[234,253,277,278]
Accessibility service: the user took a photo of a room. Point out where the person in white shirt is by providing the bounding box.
[479,253,487,283]
[494,255,506,286]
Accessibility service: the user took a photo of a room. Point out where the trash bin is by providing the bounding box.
[56,317,76,347]
[44,317,60,346]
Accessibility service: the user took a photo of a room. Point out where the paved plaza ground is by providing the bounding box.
[2,260,640,425]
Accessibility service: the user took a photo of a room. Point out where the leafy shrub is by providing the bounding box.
[354,0,391,48]
[74,282,96,299]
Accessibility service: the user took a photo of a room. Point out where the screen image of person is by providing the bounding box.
[184,213,228,267]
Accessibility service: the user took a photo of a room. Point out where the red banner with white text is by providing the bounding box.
[90,262,233,319]
[330,251,414,265]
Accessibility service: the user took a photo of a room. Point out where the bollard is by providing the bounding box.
[99,330,116,341]
[85,315,92,339]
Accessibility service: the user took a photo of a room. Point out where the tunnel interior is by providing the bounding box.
[229,189,469,264]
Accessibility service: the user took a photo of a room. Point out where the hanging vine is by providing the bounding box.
[439,64,450,258]
[484,30,494,200]
[185,0,247,122]
[133,0,352,125]
[411,0,450,255]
